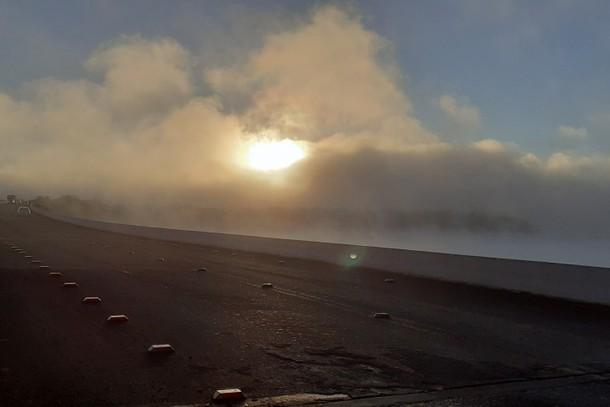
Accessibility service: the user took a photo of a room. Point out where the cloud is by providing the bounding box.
[1,5,610,240]
[0,66,242,199]
[557,125,588,141]
[208,6,436,147]
[438,94,481,130]
[472,138,506,153]
[85,36,194,118]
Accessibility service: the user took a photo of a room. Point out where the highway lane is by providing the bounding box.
[2,204,610,406]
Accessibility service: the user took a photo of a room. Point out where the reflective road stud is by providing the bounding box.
[106,314,128,323]
[373,312,391,319]
[194,267,207,272]
[48,272,62,277]
[82,296,102,304]
[63,282,78,288]
[384,278,395,283]
[39,265,50,270]
[261,283,274,289]
[31,260,41,264]
[24,255,32,259]
[147,344,174,354]
[212,388,245,403]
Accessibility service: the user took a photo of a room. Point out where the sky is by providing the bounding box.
[2,0,610,155]
[2,0,610,247]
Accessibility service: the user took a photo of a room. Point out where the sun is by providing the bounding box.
[247,139,307,171]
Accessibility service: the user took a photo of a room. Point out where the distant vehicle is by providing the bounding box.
[7,194,17,204]
[17,206,31,216]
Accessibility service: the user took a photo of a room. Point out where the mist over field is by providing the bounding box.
[34,195,610,268]
[2,5,610,266]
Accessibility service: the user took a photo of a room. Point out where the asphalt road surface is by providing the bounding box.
[1,204,610,406]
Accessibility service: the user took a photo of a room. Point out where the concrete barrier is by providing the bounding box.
[35,208,610,305]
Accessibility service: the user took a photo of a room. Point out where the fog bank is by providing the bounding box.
[3,6,610,263]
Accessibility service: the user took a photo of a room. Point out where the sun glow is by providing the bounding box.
[247,139,307,171]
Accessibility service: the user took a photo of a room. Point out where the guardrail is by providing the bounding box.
[34,207,610,305]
